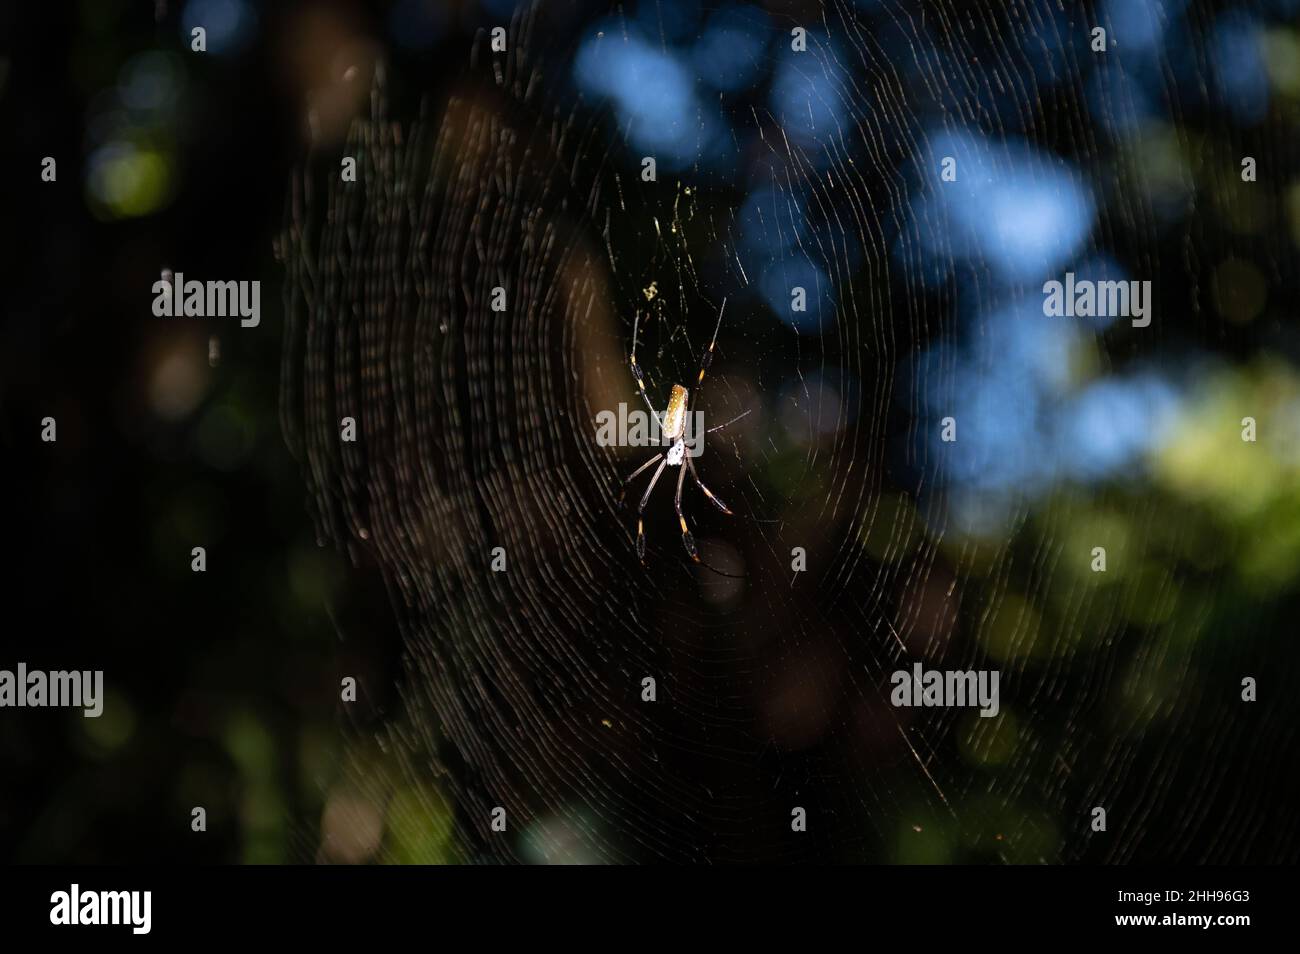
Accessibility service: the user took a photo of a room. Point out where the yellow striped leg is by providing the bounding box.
[687,457,732,515]
[674,460,698,561]
[635,457,668,560]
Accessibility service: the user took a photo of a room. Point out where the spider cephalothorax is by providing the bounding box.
[620,300,745,562]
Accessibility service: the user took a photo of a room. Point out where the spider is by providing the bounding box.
[620,299,749,563]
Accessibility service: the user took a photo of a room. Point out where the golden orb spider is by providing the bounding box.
[620,299,750,563]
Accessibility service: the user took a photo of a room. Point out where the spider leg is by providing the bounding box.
[617,452,664,507]
[687,456,733,516]
[674,461,699,562]
[687,297,726,414]
[635,457,668,560]
[629,311,664,427]
[706,407,752,434]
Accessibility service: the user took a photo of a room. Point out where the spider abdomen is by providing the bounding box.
[662,384,689,440]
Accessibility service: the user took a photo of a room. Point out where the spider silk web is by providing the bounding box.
[278,0,1300,863]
